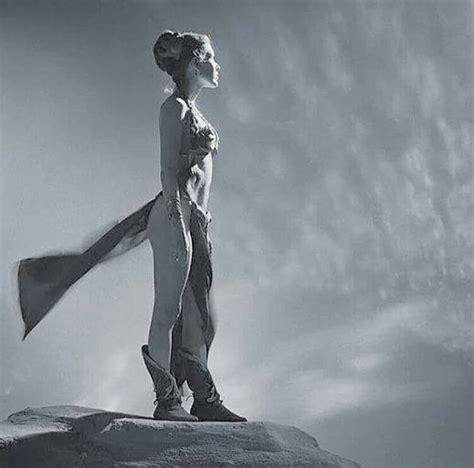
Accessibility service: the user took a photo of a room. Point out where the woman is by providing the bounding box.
[17,30,246,423]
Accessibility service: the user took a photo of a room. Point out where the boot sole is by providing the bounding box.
[190,409,247,423]
[153,413,198,422]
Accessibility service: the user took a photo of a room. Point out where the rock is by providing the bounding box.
[0,406,361,467]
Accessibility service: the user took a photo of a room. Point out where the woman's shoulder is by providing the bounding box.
[160,95,190,122]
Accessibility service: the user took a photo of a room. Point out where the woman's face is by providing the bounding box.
[194,42,220,88]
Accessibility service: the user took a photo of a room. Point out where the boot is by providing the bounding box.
[178,348,247,422]
[141,345,198,422]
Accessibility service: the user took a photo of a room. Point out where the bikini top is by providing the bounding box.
[178,97,220,167]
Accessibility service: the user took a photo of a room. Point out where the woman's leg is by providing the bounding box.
[179,282,246,422]
[176,208,246,422]
[181,282,207,363]
[146,196,193,371]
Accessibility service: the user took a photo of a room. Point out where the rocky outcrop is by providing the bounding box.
[0,406,361,467]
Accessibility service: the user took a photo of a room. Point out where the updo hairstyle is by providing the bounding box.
[153,30,211,90]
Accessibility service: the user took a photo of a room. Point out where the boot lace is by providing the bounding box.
[152,381,181,408]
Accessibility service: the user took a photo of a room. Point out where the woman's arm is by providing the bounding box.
[159,98,187,223]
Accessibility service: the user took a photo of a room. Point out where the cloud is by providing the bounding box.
[214,298,472,425]
[1,1,472,466]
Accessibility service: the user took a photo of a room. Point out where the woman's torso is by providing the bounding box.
[172,96,219,213]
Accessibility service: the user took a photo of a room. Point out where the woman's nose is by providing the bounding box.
[216,63,221,71]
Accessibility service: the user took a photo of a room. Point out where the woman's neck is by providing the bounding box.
[174,82,202,105]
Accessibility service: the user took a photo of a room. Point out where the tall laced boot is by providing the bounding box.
[178,348,247,422]
[141,345,198,422]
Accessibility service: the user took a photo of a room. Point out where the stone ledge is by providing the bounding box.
[0,406,361,467]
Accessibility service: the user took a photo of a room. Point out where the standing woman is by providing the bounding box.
[142,31,246,422]
[16,30,246,423]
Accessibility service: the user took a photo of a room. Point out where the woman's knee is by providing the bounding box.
[151,299,182,330]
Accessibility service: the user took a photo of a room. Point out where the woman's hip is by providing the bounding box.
[146,194,211,238]
[147,195,191,235]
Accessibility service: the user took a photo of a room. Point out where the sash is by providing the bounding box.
[17,194,160,339]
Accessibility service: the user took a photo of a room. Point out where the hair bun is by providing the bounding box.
[153,30,184,75]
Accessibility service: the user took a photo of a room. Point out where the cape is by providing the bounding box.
[17,193,160,340]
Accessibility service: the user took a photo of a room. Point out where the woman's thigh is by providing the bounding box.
[146,196,193,310]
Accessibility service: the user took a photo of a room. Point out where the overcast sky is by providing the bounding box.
[1,1,473,467]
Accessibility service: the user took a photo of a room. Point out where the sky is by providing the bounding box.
[1,1,473,467]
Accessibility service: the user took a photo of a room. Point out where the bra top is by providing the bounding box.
[177,97,220,165]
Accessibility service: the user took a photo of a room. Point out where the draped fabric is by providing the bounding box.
[17,195,158,339]
[171,202,216,385]
[17,192,216,360]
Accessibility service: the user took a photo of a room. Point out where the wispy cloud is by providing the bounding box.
[2,1,472,467]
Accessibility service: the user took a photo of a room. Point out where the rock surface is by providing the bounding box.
[0,406,361,467]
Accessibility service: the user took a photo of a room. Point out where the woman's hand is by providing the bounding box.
[170,217,190,262]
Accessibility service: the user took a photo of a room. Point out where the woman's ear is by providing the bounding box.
[190,56,200,72]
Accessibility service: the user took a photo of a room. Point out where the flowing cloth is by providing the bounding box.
[17,191,216,372]
[171,196,216,385]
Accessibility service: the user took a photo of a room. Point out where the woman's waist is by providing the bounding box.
[179,189,212,226]
[177,172,211,204]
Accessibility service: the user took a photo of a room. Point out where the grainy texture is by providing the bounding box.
[0,406,361,467]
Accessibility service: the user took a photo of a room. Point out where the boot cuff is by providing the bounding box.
[141,345,182,408]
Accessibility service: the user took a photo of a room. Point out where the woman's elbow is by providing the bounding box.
[161,167,177,179]
[160,166,181,187]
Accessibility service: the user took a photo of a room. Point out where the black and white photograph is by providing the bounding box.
[1,1,472,467]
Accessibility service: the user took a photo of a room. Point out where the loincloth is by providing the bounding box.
[170,193,216,384]
[17,191,216,347]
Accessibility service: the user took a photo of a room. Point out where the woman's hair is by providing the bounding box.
[153,30,211,90]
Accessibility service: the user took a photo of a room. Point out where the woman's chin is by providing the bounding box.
[203,79,218,89]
